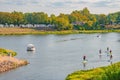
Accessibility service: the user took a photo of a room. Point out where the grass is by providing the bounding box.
[0,48,28,73]
[0,55,28,73]
[0,28,120,35]
[65,62,120,80]
[0,48,17,56]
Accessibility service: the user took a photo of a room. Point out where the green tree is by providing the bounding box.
[0,12,13,24]
[81,7,90,16]
[11,11,24,25]
[98,14,107,24]
[49,14,56,24]
[24,13,34,24]
[34,12,48,24]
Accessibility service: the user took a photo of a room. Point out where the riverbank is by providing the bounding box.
[0,48,17,56]
[0,56,28,73]
[65,62,120,80]
[0,48,28,73]
[0,28,120,35]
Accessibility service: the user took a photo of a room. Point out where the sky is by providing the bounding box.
[0,0,120,15]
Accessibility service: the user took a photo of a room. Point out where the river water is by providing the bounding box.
[0,33,120,80]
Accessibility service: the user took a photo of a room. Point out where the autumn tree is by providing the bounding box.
[55,17,73,30]
[11,11,24,25]
[0,12,13,24]
[49,14,56,24]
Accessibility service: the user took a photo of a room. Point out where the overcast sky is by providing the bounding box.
[0,0,120,15]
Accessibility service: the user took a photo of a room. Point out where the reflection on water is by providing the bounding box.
[117,40,120,42]
[0,33,120,80]
[56,37,81,42]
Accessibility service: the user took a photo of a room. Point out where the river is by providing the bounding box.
[0,33,120,80]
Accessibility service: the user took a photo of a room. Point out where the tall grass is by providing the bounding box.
[65,62,120,80]
[101,63,120,80]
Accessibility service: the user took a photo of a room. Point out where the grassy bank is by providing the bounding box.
[0,48,28,73]
[66,62,120,80]
[0,56,28,73]
[0,28,120,35]
[0,48,17,56]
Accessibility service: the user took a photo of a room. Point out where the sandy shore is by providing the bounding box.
[0,27,120,35]
[0,56,28,73]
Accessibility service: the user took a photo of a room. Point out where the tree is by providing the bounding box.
[24,13,34,24]
[0,12,13,24]
[81,7,90,16]
[55,17,73,30]
[98,14,107,25]
[11,11,24,25]
[116,16,120,24]
[49,14,56,24]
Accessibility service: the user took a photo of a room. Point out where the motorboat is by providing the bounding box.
[27,44,35,51]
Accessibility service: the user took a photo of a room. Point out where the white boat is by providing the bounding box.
[27,44,35,51]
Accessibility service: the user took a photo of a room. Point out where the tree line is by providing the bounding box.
[0,7,120,30]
